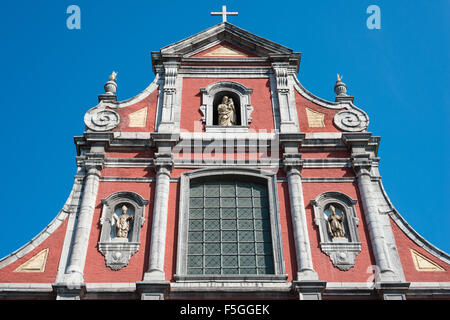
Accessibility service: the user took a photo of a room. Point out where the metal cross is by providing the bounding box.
[211,5,238,23]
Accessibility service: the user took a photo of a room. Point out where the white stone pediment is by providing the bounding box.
[153,22,300,67]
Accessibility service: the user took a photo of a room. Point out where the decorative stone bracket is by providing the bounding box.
[319,242,362,271]
[98,242,140,271]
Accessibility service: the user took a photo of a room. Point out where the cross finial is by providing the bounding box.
[211,5,238,23]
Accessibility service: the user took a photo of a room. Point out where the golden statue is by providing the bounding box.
[113,205,133,238]
[327,205,346,239]
[109,71,118,82]
[336,74,342,82]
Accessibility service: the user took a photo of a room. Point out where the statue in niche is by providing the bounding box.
[113,205,133,239]
[218,96,236,126]
[327,205,346,239]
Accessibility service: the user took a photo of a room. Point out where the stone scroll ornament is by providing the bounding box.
[333,109,369,132]
[84,106,120,132]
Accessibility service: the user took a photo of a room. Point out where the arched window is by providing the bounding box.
[175,168,286,281]
[310,192,361,271]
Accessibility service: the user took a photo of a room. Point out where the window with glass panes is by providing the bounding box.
[187,179,275,275]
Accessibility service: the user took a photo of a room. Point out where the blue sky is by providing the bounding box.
[0,0,448,259]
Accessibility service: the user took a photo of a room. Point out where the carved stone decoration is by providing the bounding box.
[246,105,254,123]
[129,107,148,128]
[311,192,361,271]
[410,249,445,272]
[320,243,362,271]
[98,191,148,270]
[203,45,247,57]
[305,108,325,128]
[84,105,120,132]
[98,242,140,271]
[14,248,49,273]
[333,109,369,132]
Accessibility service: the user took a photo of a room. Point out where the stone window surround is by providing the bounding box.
[98,191,149,270]
[200,81,254,133]
[310,191,362,271]
[175,167,287,282]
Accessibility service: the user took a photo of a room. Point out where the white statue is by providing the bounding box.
[218,96,236,126]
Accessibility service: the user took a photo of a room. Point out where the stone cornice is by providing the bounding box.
[282,153,304,173]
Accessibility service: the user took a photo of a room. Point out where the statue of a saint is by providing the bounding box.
[218,96,235,126]
[327,205,346,239]
[113,205,133,239]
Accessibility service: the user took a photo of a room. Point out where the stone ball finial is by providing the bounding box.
[334,74,347,97]
[104,71,118,95]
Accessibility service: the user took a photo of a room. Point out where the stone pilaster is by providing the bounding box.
[342,133,404,287]
[158,63,179,132]
[272,64,297,133]
[54,154,104,299]
[353,156,397,278]
[66,157,103,281]
[143,153,174,281]
[283,154,318,282]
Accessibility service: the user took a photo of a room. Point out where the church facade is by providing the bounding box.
[0,22,448,300]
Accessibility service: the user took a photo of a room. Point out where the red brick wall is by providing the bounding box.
[390,217,449,282]
[83,176,155,283]
[0,218,68,283]
[295,90,341,133]
[303,181,377,282]
[116,89,159,132]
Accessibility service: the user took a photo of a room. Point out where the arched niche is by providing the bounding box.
[98,191,149,270]
[200,81,253,132]
[310,191,361,271]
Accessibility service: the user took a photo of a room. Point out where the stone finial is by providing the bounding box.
[334,74,347,96]
[104,71,118,95]
[334,74,354,102]
[98,71,118,102]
